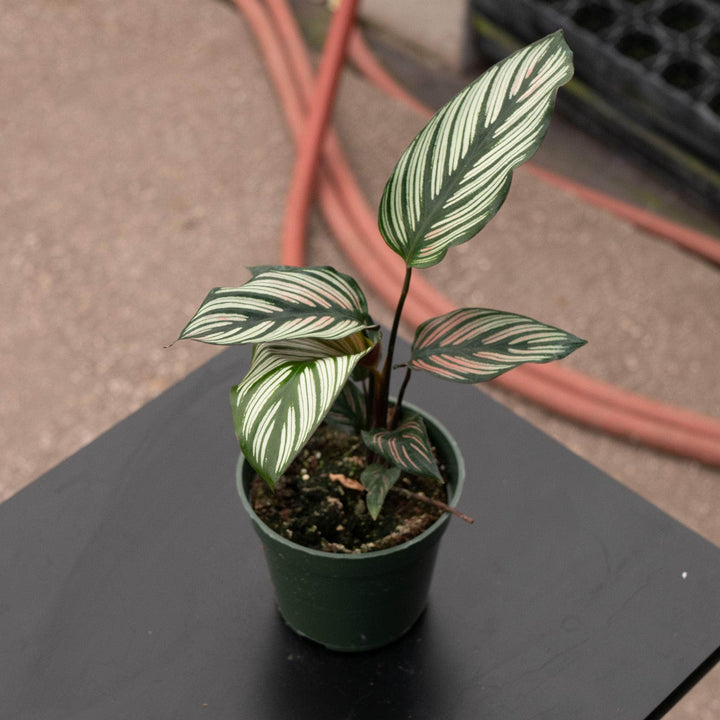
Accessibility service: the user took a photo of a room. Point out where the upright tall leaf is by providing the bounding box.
[231,333,374,488]
[178,265,373,345]
[378,31,573,268]
[407,308,586,382]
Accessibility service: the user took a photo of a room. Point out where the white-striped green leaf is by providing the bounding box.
[362,412,442,482]
[378,31,573,268]
[361,464,401,520]
[231,332,374,489]
[407,308,587,382]
[178,265,373,345]
[325,380,367,435]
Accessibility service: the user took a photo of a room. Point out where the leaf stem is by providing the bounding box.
[391,367,412,430]
[366,369,380,429]
[376,266,412,427]
[390,486,474,524]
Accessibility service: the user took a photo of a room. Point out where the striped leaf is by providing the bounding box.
[231,332,374,488]
[361,464,401,520]
[378,31,573,268]
[407,308,587,383]
[362,412,442,482]
[326,380,367,435]
[178,265,373,345]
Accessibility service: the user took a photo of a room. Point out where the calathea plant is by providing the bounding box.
[177,32,585,521]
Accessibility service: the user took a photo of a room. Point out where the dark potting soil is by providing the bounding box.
[250,425,448,554]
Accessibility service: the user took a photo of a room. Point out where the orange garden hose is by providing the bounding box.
[347,29,432,119]
[230,0,720,465]
[278,0,359,265]
[525,165,720,266]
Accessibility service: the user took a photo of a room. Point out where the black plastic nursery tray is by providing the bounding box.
[470,0,720,205]
[2,344,720,719]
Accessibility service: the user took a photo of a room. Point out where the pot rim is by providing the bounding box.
[236,401,465,561]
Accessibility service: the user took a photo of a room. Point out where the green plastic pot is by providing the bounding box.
[236,403,465,652]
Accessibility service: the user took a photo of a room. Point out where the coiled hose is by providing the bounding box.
[229,0,720,465]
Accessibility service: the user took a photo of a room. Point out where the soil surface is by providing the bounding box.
[250,425,448,553]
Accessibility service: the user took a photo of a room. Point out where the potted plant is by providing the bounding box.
[176,31,585,651]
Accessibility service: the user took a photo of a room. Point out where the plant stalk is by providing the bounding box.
[376,266,412,427]
[391,368,412,430]
[366,370,381,464]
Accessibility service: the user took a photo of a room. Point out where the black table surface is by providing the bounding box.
[2,346,719,720]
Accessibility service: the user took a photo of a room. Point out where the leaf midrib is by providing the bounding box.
[402,80,524,264]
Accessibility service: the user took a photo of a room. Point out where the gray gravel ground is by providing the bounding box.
[2,1,718,717]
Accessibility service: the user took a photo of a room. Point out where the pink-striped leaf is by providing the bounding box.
[361,464,401,520]
[378,32,573,268]
[407,308,586,382]
[362,412,442,482]
[178,265,374,346]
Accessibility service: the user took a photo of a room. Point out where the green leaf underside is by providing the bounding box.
[408,308,587,383]
[361,464,402,520]
[179,266,372,345]
[326,380,367,435]
[378,31,573,268]
[231,333,374,488]
[362,413,442,482]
